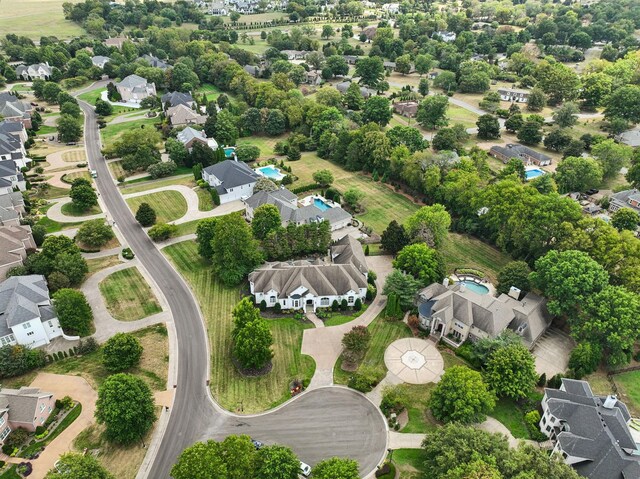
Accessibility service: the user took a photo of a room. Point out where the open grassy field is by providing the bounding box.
[612,370,640,416]
[237,134,286,158]
[164,240,315,412]
[0,0,85,40]
[292,153,421,234]
[86,254,122,276]
[393,449,428,479]
[108,160,128,179]
[125,190,188,223]
[197,83,224,102]
[77,87,107,105]
[101,118,161,149]
[393,383,439,434]
[441,233,512,283]
[448,104,480,129]
[99,267,162,321]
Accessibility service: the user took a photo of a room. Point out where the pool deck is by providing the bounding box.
[299,194,340,209]
[255,165,285,181]
[450,274,496,296]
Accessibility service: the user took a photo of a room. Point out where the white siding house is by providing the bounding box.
[201,160,260,204]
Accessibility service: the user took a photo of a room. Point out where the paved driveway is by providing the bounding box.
[532,327,574,377]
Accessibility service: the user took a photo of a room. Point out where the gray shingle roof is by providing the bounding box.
[161,91,193,107]
[203,160,259,191]
[117,74,149,90]
[0,275,53,333]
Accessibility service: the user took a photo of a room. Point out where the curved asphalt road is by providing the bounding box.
[78,96,387,477]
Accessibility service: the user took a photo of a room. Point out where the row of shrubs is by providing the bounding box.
[45,338,98,364]
[258,298,364,314]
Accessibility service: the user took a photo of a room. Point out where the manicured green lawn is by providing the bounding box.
[613,370,640,416]
[0,0,85,40]
[173,219,200,236]
[36,125,57,136]
[393,449,428,479]
[237,135,286,158]
[99,267,162,321]
[126,190,188,223]
[441,233,512,283]
[86,255,122,276]
[394,383,439,433]
[323,304,368,327]
[491,391,544,440]
[164,240,316,412]
[101,118,161,149]
[197,83,223,102]
[77,87,107,105]
[120,174,194,194]
[60,202,102,217]
[334,316,412,385]
[293,153,421,234]
[448,104,480,129]
[61,171,91,184]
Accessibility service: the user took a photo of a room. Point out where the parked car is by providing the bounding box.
[586,188,599,195]
[90,169,98,178]
[299,461,312,477]
[251,439,263,450]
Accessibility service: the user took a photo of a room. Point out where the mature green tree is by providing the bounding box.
[341,325,371,364]
[148,223,177,242]
[530,250,609,318]
[312,458,359,479]
[393,243,446,285]
[526,88,547,112]
[211,214,264,285]
[415,54,434,76]
[516,119,543,145]
[472,331,523,366]
[496,261,531,295]
[504,113,524,133]
[45,452,114,479]
[264,109,286,136]
[52,289,93,336]
[405,204,451,248]
[234,315,273,370]
[580,72,612,110]
[568,342,602,379]
[343,187,364,209]
[381,220,409,255]
[611,208,639,232]
[382,270,422,311]
[499,157,525,181]
[213,109,239,145]
[362,96,392,126]
[102,333,143,372]
[321,24,335,39]
[75,220,114,248]
[316,87,343,108]
[395,54,412,75]
[485,344,537,399]
[55,252,88,286]
[534,61,580,105]
[42,234,78,259]
[61,102,82,118]
[433,71,457,93]
[326,55,349,77]
[604,85,640,123]
[591,139,633,179]
[235,144,260,162]
[313,169,334,187]
[252,204,282,240]
[135,202,157,227]
[554,156,603,193]
[418,78,429,97]
[94,98,113,117]
[448,460,501,479]
[416,95,449,129]
[255,445,299,479]
[69,183,97,211]
[574,286,640,367]
[254,177,278,192]
[171,440,228,479]
[111,127,161,158]
[552,102,579,128]
[343,82,364,110]
[57,114,82,143]
[166,138,190,167]
[195,217,218,260]
[544,129,573,152]
[169,63,200,91]
[429,366,495,424]
[627,152,640,189]
[386,126,427,153]
[476,114,501,140]
[355,56,384,87]
[95,373,156,444]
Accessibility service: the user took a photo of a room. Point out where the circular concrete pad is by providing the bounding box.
[384,338,444,384]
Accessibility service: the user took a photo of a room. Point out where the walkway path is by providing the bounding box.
[81,246,122,259]
[121,185,245,225]
[476,417,537,449]
[305,312,325,328]
[28,374,98,479]
[47,197,105,223]
[301,254,393,389]
[80,260,172,342]
[43,148,88,189]
[388,431,425,449]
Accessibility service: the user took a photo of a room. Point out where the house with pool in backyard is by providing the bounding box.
[416,279,551,349]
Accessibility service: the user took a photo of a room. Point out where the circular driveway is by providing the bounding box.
[384,338,444,384]
[204,387,388,476]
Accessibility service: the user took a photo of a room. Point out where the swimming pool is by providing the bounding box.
[525,168,545,181]
[223,147,235,158]
[256,165,284,180]
[313,198,332,211]
[457,280,490,295]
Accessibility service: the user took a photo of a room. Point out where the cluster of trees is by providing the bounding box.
[8,235,89,292]
[29,82,84,142]
[69,178,98,212]
[45,453,113,479]
[106,127,163,173]
[172,434,359,479]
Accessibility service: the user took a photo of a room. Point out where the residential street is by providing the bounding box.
[77,92,388,478]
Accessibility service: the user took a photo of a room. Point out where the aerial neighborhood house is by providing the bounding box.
[161,91,195,111]
[280,50,307,61]
[115,74,157,103]
[0,191,26,226]
[201,159,260,204]
[0,161,27,193]
[243,65,264,78]
[434,31,457,42]
[176,127,218,151]
[15,62,52,81]
[416,281,551,349]
[381,2,400,13]
[305,70,322,86]
[609,189,640,215]
[498,88,530,103]
[0,387,55,444]
[335,81,375,99]
[343,55,359,65]
[245,190,353,231]
[539,378,640,479]
[139,54,170,70]
[0,95,33,129]
[0,123,31,169]
[103,36,127,49]
[0,275,66,348]
[167,104,206,127]
[489,144,552,166]
[91,55,111,69]
[361,26,377,41]
[249,235,368,312]
[0,224,35,281]
[393,101,419,118]
[209,2,228,15]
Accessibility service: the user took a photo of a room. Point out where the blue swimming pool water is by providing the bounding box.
[313,198,332,211]
[525,168,545,180]
[458,280,490,295]
[258,165,282,179]
[224,147,235,158]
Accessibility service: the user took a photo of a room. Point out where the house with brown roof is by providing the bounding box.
[103,37,127,49]
[0,225,36,281]
[0,387,55,444]
[167,104,206,127]
[249,235,368,312]
[392,100,419,118]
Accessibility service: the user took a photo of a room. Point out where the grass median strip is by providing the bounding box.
[99,267,162,321]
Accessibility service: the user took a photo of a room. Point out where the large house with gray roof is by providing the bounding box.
[115,74,156,103]
[0,192,25,226]
[202,159,260,204]
[609,189,640,216]
[245,189,352,231]
[0,95,32,129]
[177,127,218,151]
[0,275,64,348]
[540,378,640,479]
[91,55,111,69]
[161,91,195,111]
[417,281,551,349]
[167,104,206,127]
[0,161,26,194]
[249,235,368,312]
[139,54,170,70]
[0,387,55,445]
[15,62,52,81]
